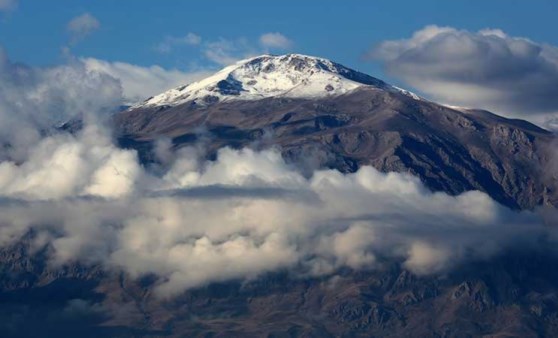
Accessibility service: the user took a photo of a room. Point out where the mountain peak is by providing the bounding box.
[136,54,417,108]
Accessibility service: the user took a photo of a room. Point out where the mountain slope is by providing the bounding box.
[116,54,557,210]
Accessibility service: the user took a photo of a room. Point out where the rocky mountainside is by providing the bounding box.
[116,54,557,210]
[3,241,558,338]
[1,54,558,338]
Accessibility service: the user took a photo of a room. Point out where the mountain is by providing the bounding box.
[117,54,557,210]
[1,54,558,338]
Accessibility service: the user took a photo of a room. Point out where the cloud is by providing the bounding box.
[82,58,212,103]
[202,34,294,66]
[0,0,17,12]
[0,126,140,200]
[155,33,202,53]
[369,25,558,127]
[0,45,557,299]
[152,33,295,66]
[0,139,553,297]
[260,32,294,50]
[1,44,212,118]
[202,37,257,66]
[67,13,100,43]
[152,33,257,66]
[0,47,122,161]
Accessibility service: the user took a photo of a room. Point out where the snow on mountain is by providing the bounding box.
[134,54,421,108]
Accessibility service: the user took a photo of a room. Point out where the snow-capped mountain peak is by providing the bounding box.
[136,53,417,108]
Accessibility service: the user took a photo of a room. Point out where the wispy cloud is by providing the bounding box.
[155,32,202,53]
[202,37,256,66]
[155,32,295,66]
[202,33,293,66]
[260,32,294,50]
[0,0,17,12]
[67,13,100,44]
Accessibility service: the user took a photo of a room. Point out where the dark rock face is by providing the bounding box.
[3,242,558,337]
[116,87,557,210]
[214,78,244,96]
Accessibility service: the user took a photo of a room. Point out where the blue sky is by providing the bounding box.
[1,0,557,77]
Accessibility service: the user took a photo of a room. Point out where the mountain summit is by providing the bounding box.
[136,54,419,108]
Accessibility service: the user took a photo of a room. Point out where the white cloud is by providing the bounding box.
[370,25,558,128]
[0,125,140,200]
[82,58,212,103]
[260,32,294,50]
[155,33,202,53]
[67,13,100,43]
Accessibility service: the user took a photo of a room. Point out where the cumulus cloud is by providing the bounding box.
[67,13,100,43]
[369,25,558,127]
[155,33,202,53]
[260,32,294,50]
[0,0,17,12]
[82,58,212,103]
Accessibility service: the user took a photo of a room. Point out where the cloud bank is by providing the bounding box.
[369,25,558,128]
[0,45,556,299]
[0,139,554,298]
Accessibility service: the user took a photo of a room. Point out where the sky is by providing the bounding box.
[1,0,556,74]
